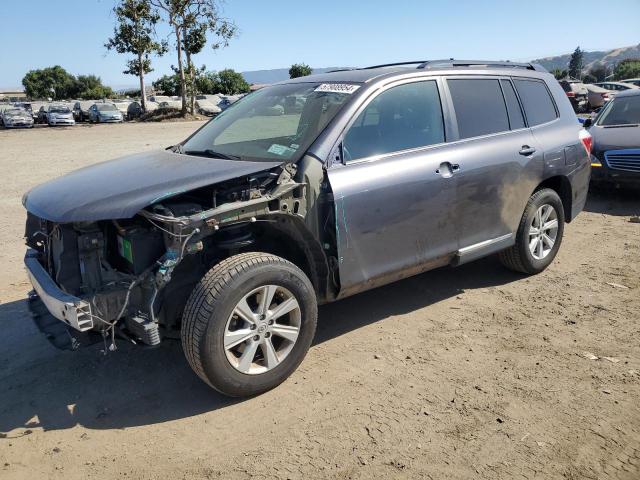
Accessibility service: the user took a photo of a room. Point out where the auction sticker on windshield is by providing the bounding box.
[267,144,296,156]
[314,84,360,94]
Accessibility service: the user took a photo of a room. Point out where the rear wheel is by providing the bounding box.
[499,188,565,274]
[181,252,317,397]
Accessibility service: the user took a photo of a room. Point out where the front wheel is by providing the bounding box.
[499,188,565,274]
[181,252,317,397]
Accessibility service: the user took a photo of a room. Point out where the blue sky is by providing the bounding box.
[1,0,639,89]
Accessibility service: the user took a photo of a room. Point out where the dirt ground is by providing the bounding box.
[1,122,639,480]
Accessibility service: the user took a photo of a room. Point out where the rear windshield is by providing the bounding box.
[597,95,640,126]
[182,83,356,162]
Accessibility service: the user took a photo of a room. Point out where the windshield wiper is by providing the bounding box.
[183,149,241,160]
[603,124,639,128]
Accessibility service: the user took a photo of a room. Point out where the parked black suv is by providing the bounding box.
[23,60,591,396]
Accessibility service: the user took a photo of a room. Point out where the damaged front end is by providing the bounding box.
[24,162,314,351]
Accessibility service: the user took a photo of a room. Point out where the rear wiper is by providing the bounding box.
[183,149,241,160]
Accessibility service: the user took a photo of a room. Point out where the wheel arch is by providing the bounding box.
[240,214,332,303]
[534,175,573,222]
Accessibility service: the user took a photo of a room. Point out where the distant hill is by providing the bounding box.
[533,44,640,72]
[241,67,348,84]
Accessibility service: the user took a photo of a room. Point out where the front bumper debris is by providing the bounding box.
[24,249,94,332]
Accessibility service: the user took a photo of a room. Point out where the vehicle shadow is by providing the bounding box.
[0,256,522,434]
[584,187,640,217]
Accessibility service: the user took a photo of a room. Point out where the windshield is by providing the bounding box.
[181,83,357,162]
[97,103,118,112]
[5,109,25,117]
[597,95,640,126]
[50,106,70,113]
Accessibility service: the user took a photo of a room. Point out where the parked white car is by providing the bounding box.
[1,108,34,128]
[195,95,222,116]
[46,104,75,126]
[585,84,614,109]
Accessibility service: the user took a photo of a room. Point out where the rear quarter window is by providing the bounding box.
[447,78,510,139]
[514,79,558,126]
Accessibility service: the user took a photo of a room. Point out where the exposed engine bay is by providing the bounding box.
[24,160,338,351]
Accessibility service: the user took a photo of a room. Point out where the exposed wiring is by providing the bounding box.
[144,216,192,238]
[179,228,200,260]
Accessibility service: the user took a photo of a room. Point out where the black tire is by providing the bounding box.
[181,252,317,397]
[499,188,565,274]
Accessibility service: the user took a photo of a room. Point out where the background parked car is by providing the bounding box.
[111,100,132,118]
[73,100,97,122]
[593,81,639,92]
[36,106,48,124]
[585,84,614,109]
[46,104,75,126]
[88,102,124,123]
[620,78,640,87]
[148,95,171,103]
[586,88,640,188]
[157,99,182,110]
[559,78,589,112]
[30,102,47,122]
[13,102,33,115]
[195,95,222,116]
[127,100,159,120]
[1,108,34,128]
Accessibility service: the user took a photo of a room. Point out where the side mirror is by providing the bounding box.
[583,118,592,128]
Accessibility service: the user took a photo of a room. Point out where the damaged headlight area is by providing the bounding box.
[24,163,307,352]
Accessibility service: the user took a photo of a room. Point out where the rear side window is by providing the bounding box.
[513,79,558,126]
[500,80,526,130]
[343,80,444,161]
[447,79,510,139]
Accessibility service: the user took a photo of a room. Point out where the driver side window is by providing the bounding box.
[343,80,444,162]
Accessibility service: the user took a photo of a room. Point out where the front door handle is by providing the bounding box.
[519,145,536,156]
[436,162,460,178]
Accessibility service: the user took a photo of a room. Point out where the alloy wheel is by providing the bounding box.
[224,285,301,375]
[529,204,559,260]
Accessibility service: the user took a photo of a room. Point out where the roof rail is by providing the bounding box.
[417,59,548,72]
[362,61,429,70]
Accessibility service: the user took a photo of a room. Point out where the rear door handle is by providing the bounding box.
[519,146,536,156]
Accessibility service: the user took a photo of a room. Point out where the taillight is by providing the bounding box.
[601,93,609,99]
[579,129,593,155]
[566,91,576,98]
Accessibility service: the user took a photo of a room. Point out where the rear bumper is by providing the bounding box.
[24,249,94,332]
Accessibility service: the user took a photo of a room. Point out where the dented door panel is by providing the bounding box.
[327,146,458,295]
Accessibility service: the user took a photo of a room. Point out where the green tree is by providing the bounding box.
[568,46,584,79]
[213,69,250,94]
[22,66,77,100]
[289,63,312,79]
[551,68,568,80]
[150,0,237,115]
[587,63,608,83]
[613,59,640,80]
[152,73,180,95]
[106,0,167,113]
[182,23,207,113]
[74,75,115,99]
[194,70,218,94]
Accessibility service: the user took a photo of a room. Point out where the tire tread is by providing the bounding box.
[181,252,303,389]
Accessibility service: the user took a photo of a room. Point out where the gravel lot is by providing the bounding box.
[1,122,639,479]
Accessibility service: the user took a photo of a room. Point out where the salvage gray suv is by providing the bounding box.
[23,60,592,397]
